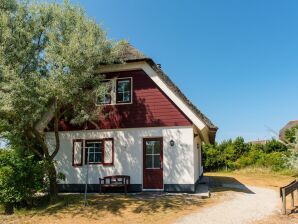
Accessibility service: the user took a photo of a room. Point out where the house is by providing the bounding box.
[279,120,298,141]
[46,45,218,193]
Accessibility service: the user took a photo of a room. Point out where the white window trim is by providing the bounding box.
[96,79,113,105]
[85,141,103,164]
[95,77,133,106]
[116,77,133,105]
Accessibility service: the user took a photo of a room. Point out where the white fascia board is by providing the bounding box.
[97,62,207,132]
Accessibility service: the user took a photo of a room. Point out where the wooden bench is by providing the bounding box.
[99,175,130,194]
[280,180,298,214]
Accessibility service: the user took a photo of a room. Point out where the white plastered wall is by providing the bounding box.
[46,126,195,186]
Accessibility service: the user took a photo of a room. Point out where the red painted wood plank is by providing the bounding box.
[59,70,192,131]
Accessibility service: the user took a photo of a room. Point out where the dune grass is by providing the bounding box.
[206,167,297,189]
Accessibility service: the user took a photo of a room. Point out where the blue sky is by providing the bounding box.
[68,1,298,141]
[67,0,298,141]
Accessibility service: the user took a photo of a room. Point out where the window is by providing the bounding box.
[145,140,161,169]
[95,77,133,105]
[85,140,103,164]
[85,138,114,165]
[96,80,112,105]
[116,78,132,103]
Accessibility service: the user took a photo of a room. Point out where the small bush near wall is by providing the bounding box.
[202,138,290,172]
[0,149,44,214]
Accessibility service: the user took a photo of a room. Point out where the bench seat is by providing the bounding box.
[99,175,130,194]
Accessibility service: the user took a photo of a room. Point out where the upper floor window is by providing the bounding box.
[97,80,112,105]
[96,77,132,105]
[116,78,132,104]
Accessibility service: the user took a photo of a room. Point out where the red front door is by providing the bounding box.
[143,138,163,190]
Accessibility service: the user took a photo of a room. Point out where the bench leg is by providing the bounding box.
[100,186,105,194]
[124,185,127,195]
[282,189,286,215]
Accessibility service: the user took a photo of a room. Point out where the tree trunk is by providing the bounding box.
[47,161,58,198]
[4,203,14,215]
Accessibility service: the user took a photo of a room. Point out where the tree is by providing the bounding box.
[285,126,298,144]
[0,0,127,197]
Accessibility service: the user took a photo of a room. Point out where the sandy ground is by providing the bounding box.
[1,171,297,224]
[175,185,279,224]
[0,193,221,224]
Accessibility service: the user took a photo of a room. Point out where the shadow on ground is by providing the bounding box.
[10,192,208,220]
[206,175,255,194]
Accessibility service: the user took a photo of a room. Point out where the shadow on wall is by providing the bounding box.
[52,131,141,184]
[57,94,167,130]
[207,176,255,194]
[47,127,194,188]
[98,96,165,129]
[46,91,193,187]
[163,129,194,185]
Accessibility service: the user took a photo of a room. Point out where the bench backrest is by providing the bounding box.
[101,175,130,185]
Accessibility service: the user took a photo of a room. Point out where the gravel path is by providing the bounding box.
[175,185,279,224]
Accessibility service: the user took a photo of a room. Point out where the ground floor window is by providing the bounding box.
[85,140,103,164]
[83,138,114,165]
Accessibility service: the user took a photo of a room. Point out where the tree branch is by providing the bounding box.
[89,120,100,130]
[33,98,56,133]
[30,127,50,158]
[24,129,44,159]
[50,105,60,160]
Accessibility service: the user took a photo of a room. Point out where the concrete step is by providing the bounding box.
[193,176,210,198]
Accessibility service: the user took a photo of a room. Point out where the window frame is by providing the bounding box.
[116,78,133,104]
[85,140,103,165]
[84,138,114,166]
[143,138,163,170]
[96,79,113,105]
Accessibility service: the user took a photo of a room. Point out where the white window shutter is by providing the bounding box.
[73,140,83,166]
[103,139,113,165]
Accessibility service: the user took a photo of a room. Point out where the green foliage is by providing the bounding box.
[203,138,289,172]
[0,148,44,208]
[235,150,286,171]
[202,143,224,171]
[0,0,127,196]
[285,125,298,144]
[0,0,127,141]
[263,139,287,153]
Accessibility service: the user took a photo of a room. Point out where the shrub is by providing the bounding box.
[285,148,298,170]
[0,149,44,214]
[263,139,287,153]
[265,152,287,171]
[203,137,289,172]
[202,144,224,171]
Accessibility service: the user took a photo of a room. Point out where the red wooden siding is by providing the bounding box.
[59,70,192,130]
